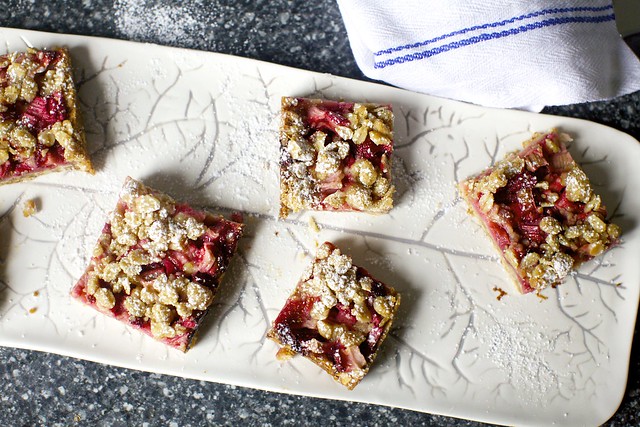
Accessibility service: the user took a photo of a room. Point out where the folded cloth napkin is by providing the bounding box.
[337,0,640,110]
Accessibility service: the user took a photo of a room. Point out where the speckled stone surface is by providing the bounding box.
[0,1,639,426]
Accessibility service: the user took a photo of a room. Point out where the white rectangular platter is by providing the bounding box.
[0,28,638,427]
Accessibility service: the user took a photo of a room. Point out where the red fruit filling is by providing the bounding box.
[272,290,391,372]
[327,303,358,328]
[272,297,321,353]
[1,143,68,179]
[354,139,392,169]
[307,103,352,131]
[304,101,392,174]
[19,92,68,134]
[35,49,60,69]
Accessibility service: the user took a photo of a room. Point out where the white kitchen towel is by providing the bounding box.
[337,0,640,110]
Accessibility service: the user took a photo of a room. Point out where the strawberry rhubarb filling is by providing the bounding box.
[0,47,93,183]
[460,130,620,293]
[279,97,395,217]
[268,242,400,390]
[71,177,243,352]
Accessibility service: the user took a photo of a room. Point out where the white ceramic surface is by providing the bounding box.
[0,28,638,427]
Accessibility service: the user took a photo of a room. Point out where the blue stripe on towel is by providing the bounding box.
[373,5,614,57]
[373,13,616,69]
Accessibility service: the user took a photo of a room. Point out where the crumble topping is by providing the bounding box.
[492,286,508,301]
[279,97,395,217]
[460,130,621,292]
[22,199,37,217]
[79,178,237,341]
[564,167,591,203]
[303,244,398,331]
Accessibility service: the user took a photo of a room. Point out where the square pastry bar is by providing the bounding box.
[71,177,244,351]
[268,242,400,389]
[0,47,93,184]
[459,130,621,294]
[279,97,395,217]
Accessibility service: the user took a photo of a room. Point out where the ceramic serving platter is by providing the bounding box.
[1,28,638,427]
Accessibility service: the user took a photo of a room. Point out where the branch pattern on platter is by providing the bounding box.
[0,37,630,422]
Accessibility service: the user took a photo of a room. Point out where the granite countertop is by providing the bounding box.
[1,1,638,426]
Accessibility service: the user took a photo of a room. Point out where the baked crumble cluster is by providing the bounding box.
[279,97,395,218]
[0,47,93,184]
[71,177,244,352]
[459,130,620,293]
[268,242,400,390]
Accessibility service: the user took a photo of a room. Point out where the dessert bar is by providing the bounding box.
[459,130,621,293]
[279,97,394,217]
[268,242,400,389]
[0,47,93,183]
[71,177,243,351]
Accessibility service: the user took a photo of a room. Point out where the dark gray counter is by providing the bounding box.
[1,1,638,425]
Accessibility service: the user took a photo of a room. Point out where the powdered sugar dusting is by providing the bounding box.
[483,319,559,404]
[215,91,280,214]
[114,0,205,45]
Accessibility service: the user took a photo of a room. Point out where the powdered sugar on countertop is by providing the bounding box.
[114,0,205,45]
